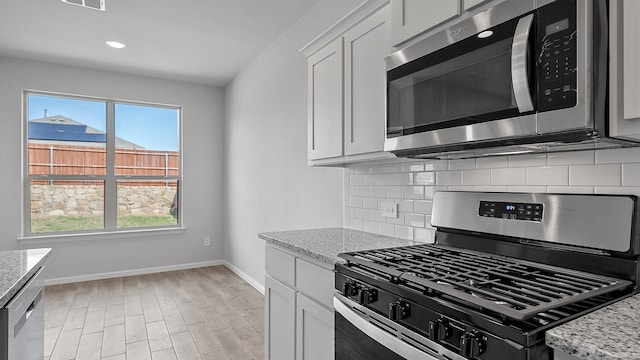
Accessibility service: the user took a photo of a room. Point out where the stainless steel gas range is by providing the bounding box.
[334,191,640,360]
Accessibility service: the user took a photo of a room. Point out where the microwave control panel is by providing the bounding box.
[537,0,577,112]
[479,201,543,222]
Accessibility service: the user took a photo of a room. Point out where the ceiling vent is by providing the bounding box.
[61,0,105,11]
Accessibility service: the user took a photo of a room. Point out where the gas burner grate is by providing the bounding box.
[340,244,632,321]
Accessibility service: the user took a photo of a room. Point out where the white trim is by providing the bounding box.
[223,261,265,295]
[44,260,224,286]
[19,227,186,245]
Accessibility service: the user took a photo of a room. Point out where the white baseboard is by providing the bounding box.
[222,261,265,294]
[44,260,225,286]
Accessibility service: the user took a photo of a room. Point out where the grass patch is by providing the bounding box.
[31,215,177,233]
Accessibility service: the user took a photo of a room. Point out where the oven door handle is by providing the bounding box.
[334,296,439,360]
[511,13,535,113]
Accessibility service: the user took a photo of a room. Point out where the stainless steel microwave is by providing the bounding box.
[385,0,640,159]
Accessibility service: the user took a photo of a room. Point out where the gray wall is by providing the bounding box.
[0,56,225,282]
[223,0,364,287]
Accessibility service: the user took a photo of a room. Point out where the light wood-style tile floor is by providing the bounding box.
[44,266,264,360]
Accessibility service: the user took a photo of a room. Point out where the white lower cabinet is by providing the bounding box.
[296,293,334,360]
[265,245,335,360]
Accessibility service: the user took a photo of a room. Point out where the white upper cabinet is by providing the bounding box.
[390,0,460,46]
[344,7,391,155]
[307,39,344,160]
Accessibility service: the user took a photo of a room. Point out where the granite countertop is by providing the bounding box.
[0,248,51,307]
[258,227,419,265]
[546,293,640,360]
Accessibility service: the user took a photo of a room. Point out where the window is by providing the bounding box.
[24,91,181,235]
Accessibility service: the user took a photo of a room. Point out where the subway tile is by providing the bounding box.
[343,187,350,204]
[394,225,414,240]
[362,174,378,186]
[371,186,386,197]
[491,168,525,185]
[376,165,403,174]
[349,186,357,195]
[362,197,378,210]
[526,166,568,186]
[414,228,435,243]
[425,215,433,228]
[349,219,363,231]
[415,172,435,185]
[356,208,370,220]
[405,213,426,227]
[595,187,640,197]
[395,173,414,185]
[396,200,414,213]
[343,212,350,227]
[370,209,386,222]
[363,221,378,234]
[355,166,371,175]
[378,223,395,237]
[569,164,621,186]
[424,186,435,199]
[547,186,594,194]
[436,171,462,186]
[414,200,433,215]
[462,169,491,185]
[385,186,403,199]
[404,163,425,172]
[350,175,363,186]
[508,154,547,167]
[404,186,425,200]
[448,186,476,191]
[623,163,640,186]
[507,186,547,193]
[424,161,448,171]
[378,174,395,185]
[476,185,509,192]
[386,213,405,225]
[548,150,594,165]
[476,156,509,169]
[449,159,476,170]
[350,197,363,208]
[596,147,640,164]
[348,207,357,218]
[356,186,371,197]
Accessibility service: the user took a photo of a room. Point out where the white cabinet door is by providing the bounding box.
[344,7,390,156]
[308,39,344,160]
[265,275,296,360]
[296,293,334,360]
[390,0,460,46]
[623,0,640,120]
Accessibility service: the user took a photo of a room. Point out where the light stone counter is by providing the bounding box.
[546,293,640,360]
[0,248,51,307]
[259,227,419,265]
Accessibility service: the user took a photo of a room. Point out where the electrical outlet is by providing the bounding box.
[204,236,211,247]
[380,200,398,218]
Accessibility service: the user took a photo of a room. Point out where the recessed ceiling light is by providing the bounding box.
[477,30,493,39]
[106,41,126,49]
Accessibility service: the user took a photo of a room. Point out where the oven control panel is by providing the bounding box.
[479,201,543,222]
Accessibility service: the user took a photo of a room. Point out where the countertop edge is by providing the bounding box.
[259,233,338,265]
[0,248,51,308]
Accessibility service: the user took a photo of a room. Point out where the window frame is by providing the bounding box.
[22,90,183,237]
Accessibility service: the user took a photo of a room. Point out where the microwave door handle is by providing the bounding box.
[511,14,535,113]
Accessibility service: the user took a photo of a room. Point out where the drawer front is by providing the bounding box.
[296,258,334,308]
[265,245,295,287]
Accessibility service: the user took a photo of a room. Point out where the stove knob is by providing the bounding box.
[388,301,410,320]
[357,288,378,305]
[428,319,452,341]
[342,281,359,297]
[460,331,486,358]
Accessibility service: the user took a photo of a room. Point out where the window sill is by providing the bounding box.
[18,227,186,245]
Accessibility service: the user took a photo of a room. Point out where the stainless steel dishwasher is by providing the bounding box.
[0,267,44,360]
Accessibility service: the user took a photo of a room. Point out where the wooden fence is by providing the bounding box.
[28,143,179,185]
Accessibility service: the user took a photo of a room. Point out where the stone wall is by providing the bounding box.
[31,184,177,216]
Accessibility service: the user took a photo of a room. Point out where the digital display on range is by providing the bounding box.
[479,201,543,222]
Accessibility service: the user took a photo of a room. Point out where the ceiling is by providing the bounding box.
[0,0,319,86]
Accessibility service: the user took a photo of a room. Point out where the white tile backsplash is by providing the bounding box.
[344,153,640,240]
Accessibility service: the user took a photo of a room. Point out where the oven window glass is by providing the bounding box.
[335,312,408,360]
[387,16,531,137]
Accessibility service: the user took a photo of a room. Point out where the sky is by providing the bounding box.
[27,94,180,151]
